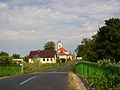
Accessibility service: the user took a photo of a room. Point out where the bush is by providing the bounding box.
[97,59,119,67]
[0,56,13,64]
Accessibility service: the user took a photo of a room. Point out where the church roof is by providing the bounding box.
[57,52,68,55]
[68,53,75,57]
[57,48,68,52]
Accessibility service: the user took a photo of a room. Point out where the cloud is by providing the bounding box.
[0,2,8,9]
[0,0,120,55]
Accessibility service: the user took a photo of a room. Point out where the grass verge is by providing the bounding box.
[0,60,73,79]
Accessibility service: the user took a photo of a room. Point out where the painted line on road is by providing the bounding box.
[19,76,37,85]
[40,72,67,74]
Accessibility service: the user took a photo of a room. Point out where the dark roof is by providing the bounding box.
[29,50,56,58]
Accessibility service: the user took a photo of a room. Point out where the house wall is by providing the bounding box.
[58,55,67,59]
[40,58,56,64]
[68,56,73,60]
[29,58,56,64]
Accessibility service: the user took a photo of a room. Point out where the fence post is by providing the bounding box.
[20,64,23,73]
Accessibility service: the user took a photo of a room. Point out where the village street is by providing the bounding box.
[0,65,70,90]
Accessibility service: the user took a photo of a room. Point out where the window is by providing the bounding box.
[43,59,45,61]
[47,58,49,61]
[51,58,52,61]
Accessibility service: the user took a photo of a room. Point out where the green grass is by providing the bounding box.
[0,60,73,77]
[0,64,21,77]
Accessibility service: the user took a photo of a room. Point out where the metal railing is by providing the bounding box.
[74,61,120,89]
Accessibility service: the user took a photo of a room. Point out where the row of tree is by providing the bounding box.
[0,51,20,59]
[75,18,120,62]
[0,51,29,64]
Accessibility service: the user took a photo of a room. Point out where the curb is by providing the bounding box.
[76,74,92,90]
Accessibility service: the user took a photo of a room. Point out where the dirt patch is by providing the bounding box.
[68,72,87,90]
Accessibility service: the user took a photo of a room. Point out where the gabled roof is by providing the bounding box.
[39,50,56,58]
[57,48,68,52]
[68,53,75,57]
[29,50,56,58]
[29,50,40,58]
[57,52,68,56]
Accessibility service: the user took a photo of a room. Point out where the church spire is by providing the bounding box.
[57,40,63,50]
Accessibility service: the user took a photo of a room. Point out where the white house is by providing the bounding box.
[28,50,57,63]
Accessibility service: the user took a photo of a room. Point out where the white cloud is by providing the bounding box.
[0,0,120,55]
[0,2,8,9]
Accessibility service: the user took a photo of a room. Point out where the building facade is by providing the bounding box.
[28,40,75,63]
[28,50,57,63]
[56,40,75,60]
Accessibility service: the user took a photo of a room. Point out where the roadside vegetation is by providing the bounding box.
[0,52,73,77]
[23,59,72,74]
[74,60,120,90]
[74,18,120,90]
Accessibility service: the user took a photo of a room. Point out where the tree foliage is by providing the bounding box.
[44,41,55,50]
[0,51,9,57]
[0,56,12,64]
[12,53,20,59]
[94,18,120,62]
[75,18,120,62]
[23,56,29,62]
[75,38,97,62]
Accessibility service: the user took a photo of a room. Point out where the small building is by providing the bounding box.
[28,50,57,63]
[12,59,23,63]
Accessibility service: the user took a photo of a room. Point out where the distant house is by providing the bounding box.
[28,50,57,63]
[12,59,23,63]
[57,40,75,60]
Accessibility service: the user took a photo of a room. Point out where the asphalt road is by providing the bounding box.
[0,65,70,90]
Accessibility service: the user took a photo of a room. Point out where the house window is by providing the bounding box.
[47,58,49,61]
[51,58,52,61]
[43,59,45,61]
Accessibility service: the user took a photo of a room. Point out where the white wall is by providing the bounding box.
[58,55,67,59]
[29,58,56,64]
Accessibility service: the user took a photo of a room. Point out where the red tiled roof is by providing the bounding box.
[57,48,68,52]
[68,53,75,57]
[29,50,56,58]
[57,52,68,56]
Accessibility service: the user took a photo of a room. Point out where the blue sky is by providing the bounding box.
[0,0,120,56]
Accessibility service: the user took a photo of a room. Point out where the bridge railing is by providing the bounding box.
[74,61,120,89]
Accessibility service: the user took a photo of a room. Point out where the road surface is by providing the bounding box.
[0,65,70,90]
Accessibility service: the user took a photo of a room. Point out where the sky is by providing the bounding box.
[0,0,120,56]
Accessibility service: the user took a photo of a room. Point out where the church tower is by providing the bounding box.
[57,40,63,50]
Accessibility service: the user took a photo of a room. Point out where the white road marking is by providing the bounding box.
[19,76,37,85]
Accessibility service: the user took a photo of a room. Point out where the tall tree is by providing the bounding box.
[44,41,55,50]
[94,18,120,62]
[75,38,96,62]
[75,18,120,62]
